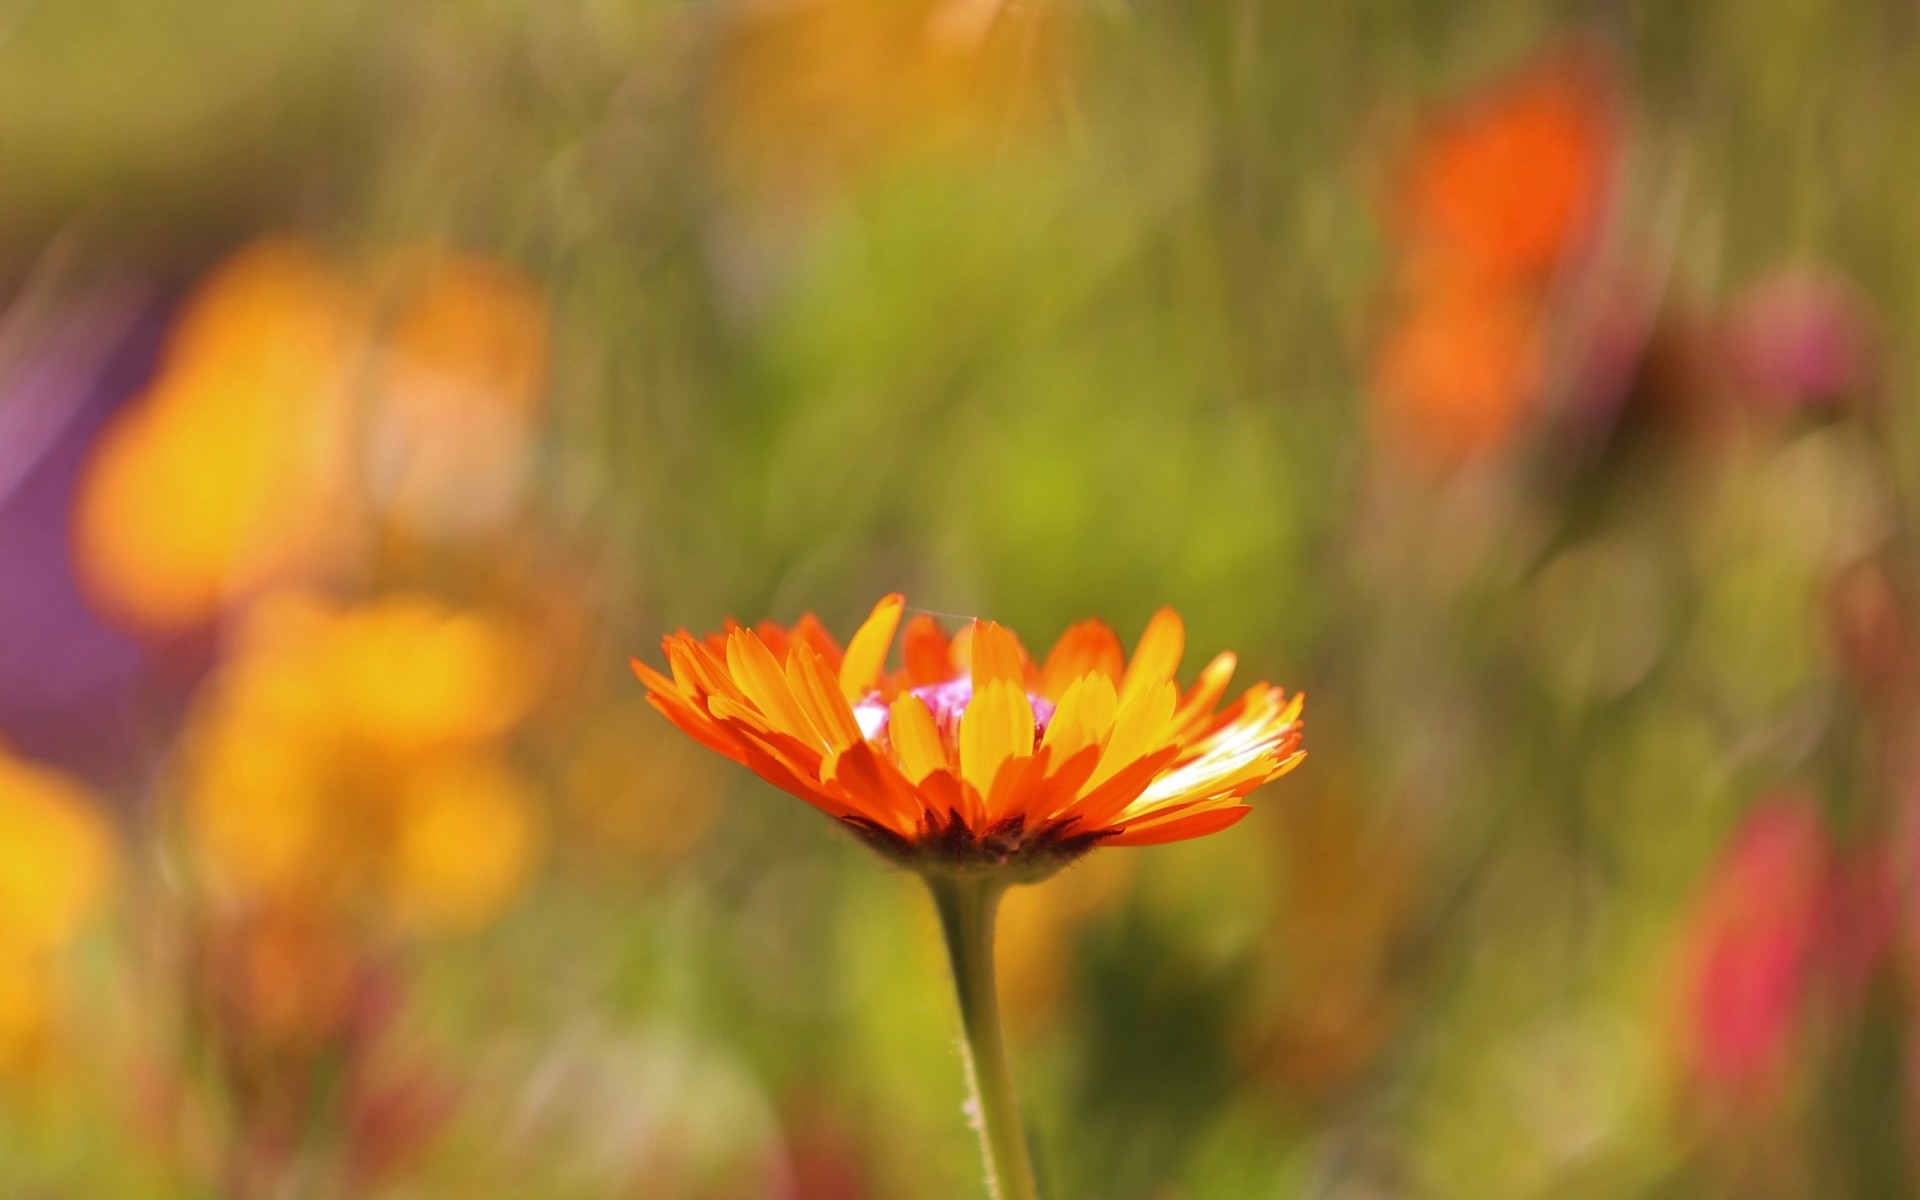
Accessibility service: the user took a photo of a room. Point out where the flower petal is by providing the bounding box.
[1104,804,1251,847]
[725,629,817,744]
[1086,678,1176,793]
[1172,651,1237,733]
[969,620,1027,692]
[1040,619,1125,700]
[824,742,922,834]
[1117,607,1184,708]
[839,593,905,700]
[903,614,954,687]
[1039,672,1117,761]
[959,678,1034,809]
[888,692,951,783]
[787,643,864,750]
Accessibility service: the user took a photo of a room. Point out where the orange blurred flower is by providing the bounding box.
[1372,44,1620,470]
[73,240,553,634]
[1372,281,1546,467]
[632,596,1304,876]
[710,0,1071,192]
[0,743,116,1076]
[1393,47,1617,288]
[75,241,363,631]
[182,592,542,932]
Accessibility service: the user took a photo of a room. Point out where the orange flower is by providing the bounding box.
[1393,47,1617,287]
[632,596,1303,876]
[1372,282,1545,467]
[1370,44,1620,470]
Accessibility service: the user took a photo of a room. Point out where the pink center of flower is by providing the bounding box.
[852,679,1056,744]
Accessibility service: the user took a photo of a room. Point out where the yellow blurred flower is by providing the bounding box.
[0,745,116,1076]
[75,239,553,634]
[0,748,115,957]
[183,592,543,933]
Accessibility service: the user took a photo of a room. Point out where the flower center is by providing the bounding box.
[853,678,1056,744]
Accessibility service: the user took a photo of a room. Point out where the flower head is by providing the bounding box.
[632,596,1303,878]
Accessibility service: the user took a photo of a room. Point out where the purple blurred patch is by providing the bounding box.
[0,281,186,793]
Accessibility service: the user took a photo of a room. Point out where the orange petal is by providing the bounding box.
[984,749,1052,826]
[948,623,975,675]
[824,742,922,834]
[1118,608,1184,708]
[644,692,743,762]
[706,699,850,818]
[669,634,746,704]
[1027,744,1102,825]
[1040,619,1125,700]
[839,593,905,700]
[1104,804,1251,847]
[1064,744,1182,830]
[895,615,948,688]
[790,613,845,673]
[630,656,681,698]
[917,768,975,831]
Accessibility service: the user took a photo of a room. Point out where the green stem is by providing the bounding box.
[926,873,1042,1200]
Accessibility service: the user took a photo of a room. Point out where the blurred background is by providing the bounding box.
[3,0,1919,1196]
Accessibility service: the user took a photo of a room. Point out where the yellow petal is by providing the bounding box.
[1039,672,1117,762]
[959,679,1034,802]
[1086,678,1176,793]
[1172,651,1236,732]
[787,643,864,749]
[969,620,1026,692]
[1117,607,1184,708]
[839,593,905,700]
[889,692,950,782]
[725,629,816,743]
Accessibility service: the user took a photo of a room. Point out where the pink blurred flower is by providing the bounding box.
[1677,799,1830,1106]
[1719,267,1877,414]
